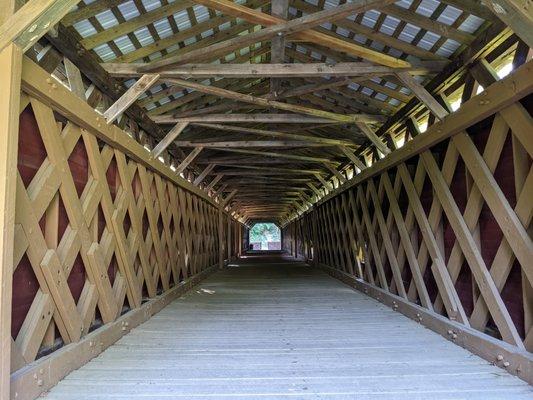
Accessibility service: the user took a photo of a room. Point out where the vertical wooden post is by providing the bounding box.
[294,221,298,259]
[218,207,224,268]
[226,215,232,261]
[0,5,22,394]
[310,210,317,266]
[238,223,242,257]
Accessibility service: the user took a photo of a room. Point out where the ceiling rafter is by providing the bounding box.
[20,0,522,221]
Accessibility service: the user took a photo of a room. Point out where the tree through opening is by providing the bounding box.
[248,222,281,251]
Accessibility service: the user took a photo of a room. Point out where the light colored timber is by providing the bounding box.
[483,0,533,48]
[355,122,391,155]
[164,77,369,123]
[152,113,384,124]
[151,122,189,158]
[270,0,288,93]
[139,0,394,72]
[103,74,160,124]
[0,0,80,52]
[193,164,216,186]
[339,146,367,170]
[19,57,222,208]
[103,61,441,78]
[207,174,223,191]
[10,266,218,400]
[320,263,533,386]
[174,147,204,176]
[221,189,238,208]
[64,58,85,100]
[80,1,195,50]
[191,0,410,68]
[0,14,22,396]
[61,0,125,26]
[315,60,533,206]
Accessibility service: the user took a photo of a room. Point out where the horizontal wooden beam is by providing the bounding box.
[164,77,370,123]
[153,113,385,124]
[173,140,327,147]
[212,147,337,164]
[189,123,360,146]
[208,170,318,176]
[214,164,323,174]
[103,61,442,79]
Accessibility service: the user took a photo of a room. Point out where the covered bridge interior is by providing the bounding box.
[0,0,532,398]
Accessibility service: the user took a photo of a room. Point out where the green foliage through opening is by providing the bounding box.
[249,223,281,250]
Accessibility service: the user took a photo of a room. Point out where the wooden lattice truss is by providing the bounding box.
[285,57,532,360]
[10,60,222,372]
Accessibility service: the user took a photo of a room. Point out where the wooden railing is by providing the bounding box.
[8,58,240,400]
[284,59,533,384]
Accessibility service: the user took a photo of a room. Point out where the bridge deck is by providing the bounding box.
[44,255,532,399]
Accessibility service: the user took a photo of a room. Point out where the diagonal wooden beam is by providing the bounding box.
[193,163,216,186]
[355,122,391,155]
[174,147,203,175]
[164,77,370,123]
[314,172,333,190]
[213,183,227,198]
[103,74,160,124]
[325,164,347,183]
[45,24,183,161]
[339,146,367,171]
[191,0,410,68]
[0,0,79,53]
[221,189,238,208]
[396,72,448,120]
[151,122,189,158]
[64,57,85,100]
[207,174,224,191]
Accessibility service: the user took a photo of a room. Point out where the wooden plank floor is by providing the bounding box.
[44,255,533,399]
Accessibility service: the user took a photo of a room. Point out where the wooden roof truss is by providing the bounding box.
[2,0,531,224]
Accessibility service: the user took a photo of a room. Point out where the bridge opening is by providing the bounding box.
[248,222,281,251]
